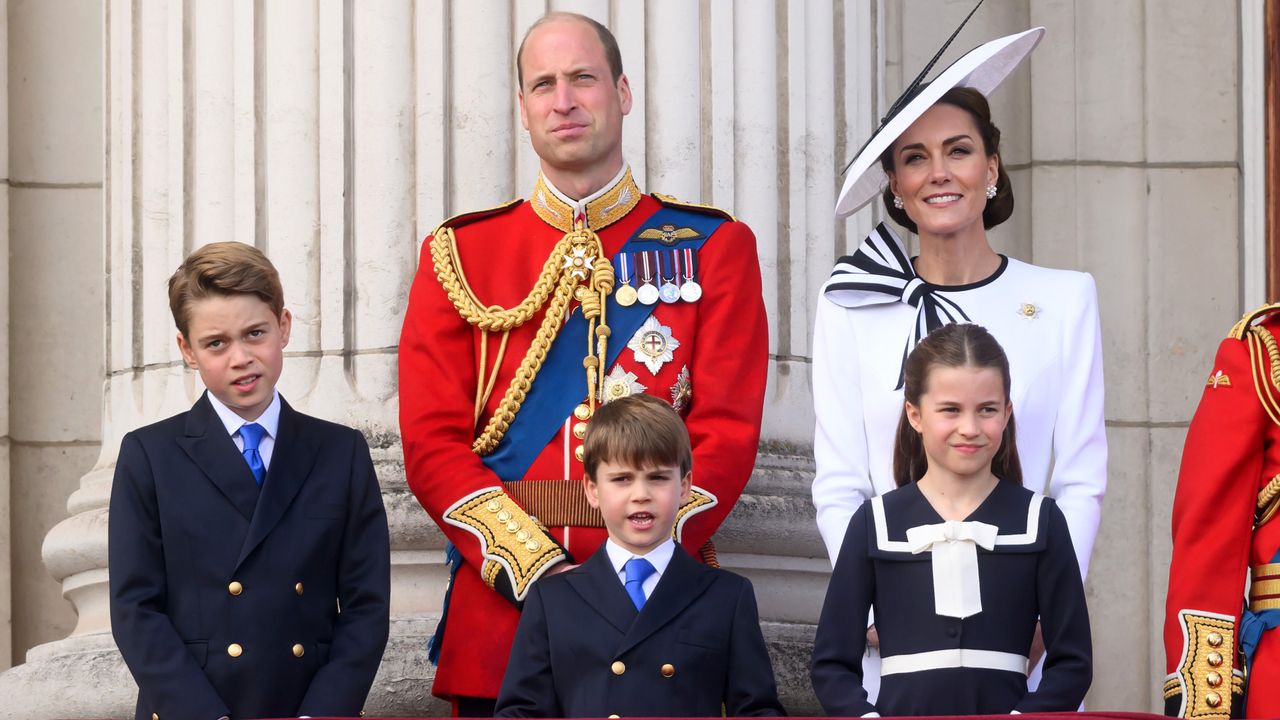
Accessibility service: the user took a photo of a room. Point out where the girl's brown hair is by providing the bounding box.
[892,323,1022,487]
[879,86,1015,233]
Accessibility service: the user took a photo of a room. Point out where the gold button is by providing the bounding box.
[506,521,520,533]
[525,540,541,552]
[611,660,626,675]
[573,421,588,440]
[574,445,585,462]
[1206,671,1222,687]
[1207,651,1223,667]
[486,499,502,512]
[517,530,532,542]
[1206,691,1222,708]
[227,643,243,658]
[661,663,675,678]
[228,581,243,596]
[497,510,512,523]
[152,714,159,720]
[293,643,305,657]
[574,404,592,421]
[295,582,304,595]
[608,715,620,719]
[1207,632,1224,647]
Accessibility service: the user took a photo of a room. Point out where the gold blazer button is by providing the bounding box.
[611,660,626,675]
[292,643,305,657]
[295,582,304,595]
[227,643,243,658]
[661,663,675,678]
[228,581,243,596]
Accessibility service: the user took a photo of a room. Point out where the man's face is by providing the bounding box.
[518,19,632,185]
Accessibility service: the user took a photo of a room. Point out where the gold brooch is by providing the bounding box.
[639,224,701,246]
[1018,302,1040,320]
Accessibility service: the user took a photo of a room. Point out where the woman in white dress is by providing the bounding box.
[811,26,1107,699]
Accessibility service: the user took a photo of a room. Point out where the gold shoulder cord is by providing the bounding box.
[431,221,614,455]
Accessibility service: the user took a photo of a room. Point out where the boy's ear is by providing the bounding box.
[278,308,293,348]
[582,474,600,509]
[176,332,198,369]
[679,471,692,504]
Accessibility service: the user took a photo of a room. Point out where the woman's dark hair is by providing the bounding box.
[879,86,1015,233]
[892,323,1022,487]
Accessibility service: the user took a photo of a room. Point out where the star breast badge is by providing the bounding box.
[670,365,692,412]
[602,365,648,403]
[628,316,680,375]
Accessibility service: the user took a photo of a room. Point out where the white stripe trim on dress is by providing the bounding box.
[880,648,1028,676]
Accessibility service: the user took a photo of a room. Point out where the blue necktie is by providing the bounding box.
[623,558,656,611]
[239,422,266,486]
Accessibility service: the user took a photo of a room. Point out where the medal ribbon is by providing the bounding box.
[481,207,726,480]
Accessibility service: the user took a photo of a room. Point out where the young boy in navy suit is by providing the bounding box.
[495,393,785,717]
[109,242,390,720]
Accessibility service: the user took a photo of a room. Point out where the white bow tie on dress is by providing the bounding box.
[906,520,999,619]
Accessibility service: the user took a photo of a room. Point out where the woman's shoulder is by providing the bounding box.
[1002,257,1096,293]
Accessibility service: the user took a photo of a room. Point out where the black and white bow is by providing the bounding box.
[821,223,972,389]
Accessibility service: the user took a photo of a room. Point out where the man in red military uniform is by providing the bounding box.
[1164,304,1280,719]
[398,11,767,714]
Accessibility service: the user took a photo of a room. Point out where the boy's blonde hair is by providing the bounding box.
[583,394,692,479]
[168,241,285,337]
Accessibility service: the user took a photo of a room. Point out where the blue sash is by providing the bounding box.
[429,205,725,664]
[479,205,724,479]
[1240,546,1280,714]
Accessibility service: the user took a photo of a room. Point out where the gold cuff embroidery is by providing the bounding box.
[1164,675,1181,700]
[1174,610,1236,719]
[1250,562,1280,612]
[672,486,718,541]
[444,488,565,601]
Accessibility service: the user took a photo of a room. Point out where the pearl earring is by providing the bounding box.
[893,195,905,210]
[985,184,998,200]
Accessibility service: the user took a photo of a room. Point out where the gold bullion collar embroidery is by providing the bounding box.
[532,165,642,232]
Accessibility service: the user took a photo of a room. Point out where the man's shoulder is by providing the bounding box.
[648,192,736,223]
[433,198,525,234]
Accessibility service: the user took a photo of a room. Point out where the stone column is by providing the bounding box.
[0,0,105,704]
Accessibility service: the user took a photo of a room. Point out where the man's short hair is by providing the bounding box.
[168,241,285,337]
[516,11,624,88]
[583,394,692,480]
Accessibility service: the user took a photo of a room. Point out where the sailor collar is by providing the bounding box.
[868,481,1047,558]
[532,164,642,233]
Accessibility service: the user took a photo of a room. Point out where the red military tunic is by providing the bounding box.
[1164,304,1280,718]
[398,167,768,701]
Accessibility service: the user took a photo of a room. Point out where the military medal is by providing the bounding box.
[658,250,681,304]
[628,316,681,374]
[614,253,638,307]
[679,248,702,302]
[602,365,647,402]
[637,251,660,305]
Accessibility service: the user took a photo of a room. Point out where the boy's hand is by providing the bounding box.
[866,624,879,650]
[1028,621,1045,668]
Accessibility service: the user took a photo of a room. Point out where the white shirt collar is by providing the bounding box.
[605,537,676,578]
[540,162,632,218]
[205,389,282,440]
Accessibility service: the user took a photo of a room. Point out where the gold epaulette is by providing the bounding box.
[1228,303,1280,340]
[434,198,523,234]
[652,192,736,222]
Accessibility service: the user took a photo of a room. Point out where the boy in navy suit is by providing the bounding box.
[495,394,785,717]
[108,242,390,720]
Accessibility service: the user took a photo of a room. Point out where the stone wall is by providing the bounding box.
[0,0,1262,716]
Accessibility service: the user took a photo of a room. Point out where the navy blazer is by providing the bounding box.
[495,543,785,718]
[108,393,390,720]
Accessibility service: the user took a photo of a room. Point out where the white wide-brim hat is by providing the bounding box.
[834,26,1045,218]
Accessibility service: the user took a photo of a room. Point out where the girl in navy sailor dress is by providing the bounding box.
[811,324,1092,717]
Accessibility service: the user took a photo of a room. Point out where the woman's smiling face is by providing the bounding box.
[887,103,999,240]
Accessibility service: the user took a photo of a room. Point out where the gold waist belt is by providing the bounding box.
[502,480,605,528]
[1251,562,1280,612]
